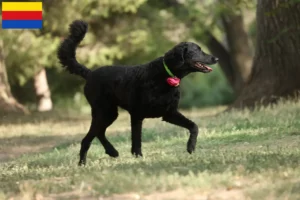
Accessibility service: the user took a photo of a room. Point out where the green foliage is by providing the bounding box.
[179,66,234,108]
[1,0,249,108]
[3,31,60,86]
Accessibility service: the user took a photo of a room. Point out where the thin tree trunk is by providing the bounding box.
[0,39,29,115]
[221,13,253,94]
[34,68,53,112]
[231,0,300,109]
[202,10,253,95]
[204,32,235,89]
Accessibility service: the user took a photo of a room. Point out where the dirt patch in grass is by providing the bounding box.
[0,135,80,162]
[16,188,247,200]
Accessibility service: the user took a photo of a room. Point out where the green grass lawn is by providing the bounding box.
[1,102,300,200]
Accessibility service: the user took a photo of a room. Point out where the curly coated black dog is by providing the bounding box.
[57,20,219,166]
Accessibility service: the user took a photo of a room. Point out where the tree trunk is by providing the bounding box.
[34,68,53,112]
[205,32,235,89]
[203,13,253,95]
[0,40,29,115]
[231,0,300,109]
[221,13,253,94]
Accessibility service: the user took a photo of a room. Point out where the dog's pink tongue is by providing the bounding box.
[206,66,213,71]
[167,77,180,87]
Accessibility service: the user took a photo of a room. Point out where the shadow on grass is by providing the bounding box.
[0,129,299,197]
[0,134,82,162]
[2,125,299,174]
[112,150,300,175]
[0,110,90,125]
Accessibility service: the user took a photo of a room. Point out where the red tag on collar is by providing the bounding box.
[166,77,180,87]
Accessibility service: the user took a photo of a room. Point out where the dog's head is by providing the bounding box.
[164,42,218,77]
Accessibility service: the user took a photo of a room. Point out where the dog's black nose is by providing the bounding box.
[212,57,219,62]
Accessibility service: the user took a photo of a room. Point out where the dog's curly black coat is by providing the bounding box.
[57,20,219,165]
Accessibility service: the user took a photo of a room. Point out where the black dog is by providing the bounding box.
[57,20,219,166]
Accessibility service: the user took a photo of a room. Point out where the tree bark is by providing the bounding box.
[204,32,235,89]
[34,68,53,112]
[202,10,253,95]
[231,0,300,109]
[0,39,29,115]
[221,13,253,94]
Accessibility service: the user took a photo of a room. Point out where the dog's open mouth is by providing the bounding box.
[194,62,213,72]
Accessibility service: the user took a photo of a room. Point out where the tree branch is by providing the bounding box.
[203,31,235,88]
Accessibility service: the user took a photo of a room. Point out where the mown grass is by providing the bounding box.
[0,102,300,200]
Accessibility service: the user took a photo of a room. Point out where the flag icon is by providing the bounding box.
[2,2,43,29]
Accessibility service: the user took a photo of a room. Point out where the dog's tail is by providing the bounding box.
[57,20,91,80]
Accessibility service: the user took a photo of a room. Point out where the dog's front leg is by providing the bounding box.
[162,110,198,154]
[130,116,144,157]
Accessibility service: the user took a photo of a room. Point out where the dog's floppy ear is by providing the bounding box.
[173,42,188,63]
[164,42,188,67]
[181,42,188,62]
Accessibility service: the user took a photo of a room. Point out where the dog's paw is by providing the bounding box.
[105,149,119,158]
[131,147,143,157]
[187,146,195,154]
[78,160,86,166]
[187,140,196,154]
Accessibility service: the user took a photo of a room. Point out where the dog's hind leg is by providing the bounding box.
[162,110,198,154]
[78,115,97,166]
[95,105,119,158]
[78,104,119,166]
